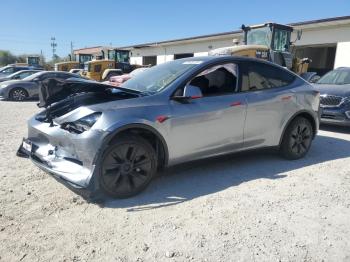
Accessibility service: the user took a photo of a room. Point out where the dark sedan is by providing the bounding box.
[0,71,85,101]
[313,67,350,126]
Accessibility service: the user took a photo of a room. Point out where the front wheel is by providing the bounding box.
[99,135,157,198]
[280,117,313,160]
[9,88,28,101]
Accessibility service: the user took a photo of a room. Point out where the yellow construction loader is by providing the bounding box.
[210,23,317,80]
[84,49,145,81]
[54,61,80,72]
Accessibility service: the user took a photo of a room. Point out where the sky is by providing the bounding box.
[0,0,349,60]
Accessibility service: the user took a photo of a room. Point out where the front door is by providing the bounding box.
[167,62,247,163]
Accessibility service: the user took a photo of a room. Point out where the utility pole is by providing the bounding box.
[50,37,57,59]
[70,41,74,61]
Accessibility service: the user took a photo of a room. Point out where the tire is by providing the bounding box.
[99,135,157,198]
[9,88,29,101]
[280,117,313,160]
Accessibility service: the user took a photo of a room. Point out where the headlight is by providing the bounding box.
[0,84,9,88]
[61,112,102,134]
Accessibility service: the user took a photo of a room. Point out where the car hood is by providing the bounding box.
[0,79,22,86]
[0,77,10,82]
[313,83,350,97]
[37,78,141,121]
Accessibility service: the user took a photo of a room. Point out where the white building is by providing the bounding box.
[119,16,350,75]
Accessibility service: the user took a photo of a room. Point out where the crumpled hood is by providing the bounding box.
[38,78,112,108]
[36,78,140,122]
[313,83,350,97]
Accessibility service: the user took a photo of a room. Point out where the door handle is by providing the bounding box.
[230,101,242,107]
[281,95,292,101]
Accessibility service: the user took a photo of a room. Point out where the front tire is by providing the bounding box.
[280,117,313,160]
[99,135,157,198]
[9,88,28,101]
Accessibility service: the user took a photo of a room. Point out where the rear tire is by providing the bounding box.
[9,88,28,101]
[99,135,157,198]
[280,117,313,160]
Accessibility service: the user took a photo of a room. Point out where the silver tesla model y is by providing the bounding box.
[17,56,320,198]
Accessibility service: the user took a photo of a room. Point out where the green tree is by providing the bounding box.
[0,50,17,66]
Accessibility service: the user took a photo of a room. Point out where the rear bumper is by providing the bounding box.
[18,116,109,188]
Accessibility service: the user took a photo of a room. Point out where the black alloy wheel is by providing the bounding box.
[99,135,157,198]
[281,117,313,160]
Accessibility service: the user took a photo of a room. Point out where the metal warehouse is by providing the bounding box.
[74,16,350,75]
[75,16,350,75]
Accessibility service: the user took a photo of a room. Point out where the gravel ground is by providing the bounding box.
[0,100,350,262]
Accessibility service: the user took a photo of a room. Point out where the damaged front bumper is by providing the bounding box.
[17,116,109,189]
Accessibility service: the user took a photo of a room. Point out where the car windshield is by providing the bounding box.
[121,60,202,93]
[317,70,350,85]
[22,71,44,81]
[129,68,148,77]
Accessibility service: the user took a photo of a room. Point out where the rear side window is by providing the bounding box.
[241,62,296,92]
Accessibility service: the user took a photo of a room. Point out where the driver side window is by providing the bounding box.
[188,63,238,97]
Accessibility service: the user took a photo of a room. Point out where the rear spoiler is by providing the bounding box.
[38,78,111,108]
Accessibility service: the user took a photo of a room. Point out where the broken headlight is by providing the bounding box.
[61,112,102,134]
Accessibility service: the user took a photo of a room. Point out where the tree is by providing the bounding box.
[0,50,17,66]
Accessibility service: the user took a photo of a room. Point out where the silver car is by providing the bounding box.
[18,56,320,198]
[0,71,83,101]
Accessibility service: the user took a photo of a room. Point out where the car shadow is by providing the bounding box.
[320,124,350,134]
[94,133,350,211]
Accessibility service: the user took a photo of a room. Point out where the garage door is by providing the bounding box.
[295,45,336,76]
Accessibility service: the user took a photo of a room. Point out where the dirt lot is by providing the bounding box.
[0,100,349,262]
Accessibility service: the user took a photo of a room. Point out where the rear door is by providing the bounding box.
[239,61,298,149]
[168,62,247,163]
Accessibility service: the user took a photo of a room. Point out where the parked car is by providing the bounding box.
[17,56,320,198]
[0,71,84,101]
[0,65,33,78]
[313,67,350,126]
[104,67,149,87]
[0,70,42,83]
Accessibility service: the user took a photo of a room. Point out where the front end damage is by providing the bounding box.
[17,78,139,193]
[17,115,109,189]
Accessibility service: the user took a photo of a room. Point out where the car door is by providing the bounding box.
[167,62,247,163]
[239,61,298,149]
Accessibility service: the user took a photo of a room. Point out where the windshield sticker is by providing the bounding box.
[182,61,203,65]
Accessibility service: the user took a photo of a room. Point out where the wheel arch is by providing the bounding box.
[8,86,29,99]
[279,110,317,146]
[100,123,169,169]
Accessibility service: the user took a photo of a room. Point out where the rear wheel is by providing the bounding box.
[99,135,157,198]
[9,88,28,101]
[280,117,313,160]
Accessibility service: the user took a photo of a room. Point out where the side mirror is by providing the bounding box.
[183,85,203,99]
[33,77,40,82]
[172,85,203,102]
